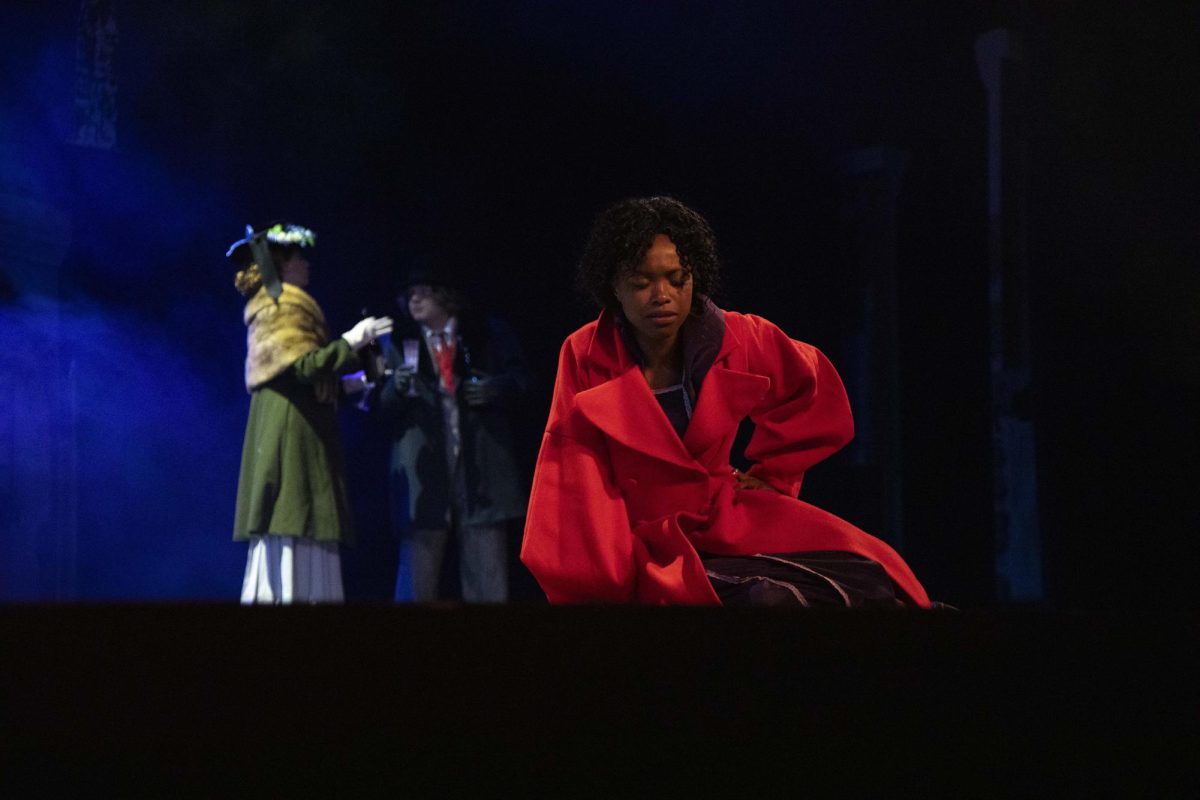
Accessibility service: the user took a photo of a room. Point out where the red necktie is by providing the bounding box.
[433,334,457,393]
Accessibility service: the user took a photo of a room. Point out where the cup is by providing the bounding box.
[401,338,420,396]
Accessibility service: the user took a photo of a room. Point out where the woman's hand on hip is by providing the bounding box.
[732,468,786,494]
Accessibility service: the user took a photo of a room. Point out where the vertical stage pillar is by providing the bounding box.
[837,146,910,549]
[0,172,78,600]
[976,29,1044,601]
[69,0,119,150]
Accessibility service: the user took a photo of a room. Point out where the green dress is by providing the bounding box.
[233,338,360,543]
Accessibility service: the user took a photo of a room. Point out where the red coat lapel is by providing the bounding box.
[572,310,705,474]
[573,309,771,475]
[682,365,770,460]
[681,314,769,463]
[574,368,707,475]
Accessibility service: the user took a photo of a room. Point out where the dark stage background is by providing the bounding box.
[1,1,1196,610]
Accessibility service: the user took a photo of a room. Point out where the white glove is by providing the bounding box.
[341,316,394,351]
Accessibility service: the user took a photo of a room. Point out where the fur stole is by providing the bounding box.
[243,283,335,402]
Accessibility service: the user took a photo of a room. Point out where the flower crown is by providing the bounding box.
[226,222,317,260]
[262,223,316,247]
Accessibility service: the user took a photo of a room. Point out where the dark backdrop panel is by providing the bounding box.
[1,1,1195,608]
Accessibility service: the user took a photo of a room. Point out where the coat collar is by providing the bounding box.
[575,366,704,473]
[583,302,738,379]
[574,309,769,472]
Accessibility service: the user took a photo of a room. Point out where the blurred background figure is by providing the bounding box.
[229,223,392,604]
[371,257,530,603]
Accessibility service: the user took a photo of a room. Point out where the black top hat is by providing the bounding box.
[396,253,464,294]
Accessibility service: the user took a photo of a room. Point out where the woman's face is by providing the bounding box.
[612,234,693,346]
[279,252,310,288]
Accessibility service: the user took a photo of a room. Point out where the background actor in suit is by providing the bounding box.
[374,261,530,602]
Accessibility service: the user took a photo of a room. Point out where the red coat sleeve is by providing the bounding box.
[739,314,854,497]
[519,337,637,603]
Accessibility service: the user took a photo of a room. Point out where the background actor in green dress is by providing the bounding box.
[229,223,392,603]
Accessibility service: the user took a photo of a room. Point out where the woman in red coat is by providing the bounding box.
[520,196,931,607]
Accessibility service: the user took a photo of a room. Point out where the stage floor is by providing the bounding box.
[2,604,1194,795]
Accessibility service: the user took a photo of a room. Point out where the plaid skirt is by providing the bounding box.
[701,551,907,608]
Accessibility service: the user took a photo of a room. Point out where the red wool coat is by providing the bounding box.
[520,308,931,607]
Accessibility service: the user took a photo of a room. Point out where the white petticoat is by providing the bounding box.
[240,534,344,604]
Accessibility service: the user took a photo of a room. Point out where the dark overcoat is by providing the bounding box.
[375,314,529,532]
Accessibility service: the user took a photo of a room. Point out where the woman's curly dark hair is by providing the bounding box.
[577,196,721,312]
